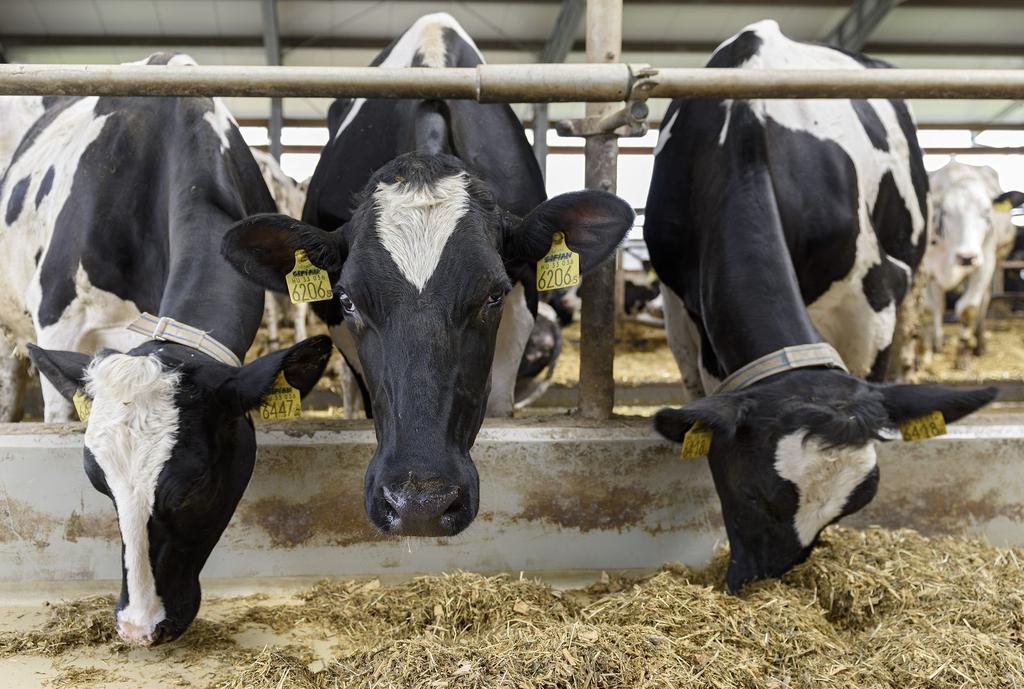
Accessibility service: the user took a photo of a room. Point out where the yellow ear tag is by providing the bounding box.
[285,250,333,304]
[72,389,91,423]
[994,200,1014,213]
[536,232,580,292]
[899,410,947,442]
[258,372,302,421]
[682,421,712,459]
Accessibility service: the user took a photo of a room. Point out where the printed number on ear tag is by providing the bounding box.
[258,373,302,421]
[536,232,580,292]
[286,250,333,304]
[682,422,712,459]
[899,411,947,442]
[72,389,91,423]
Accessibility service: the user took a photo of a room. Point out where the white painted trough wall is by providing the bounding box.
[0,418,1021,582]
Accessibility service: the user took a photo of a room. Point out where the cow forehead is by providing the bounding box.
[372,172,472,292]
[773,431,877,547]
[84,353,181,643]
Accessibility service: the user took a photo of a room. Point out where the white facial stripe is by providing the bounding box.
[774,431,877,547]
[334,13,483,142]
[373,173,471,291]
[84,354,181,645]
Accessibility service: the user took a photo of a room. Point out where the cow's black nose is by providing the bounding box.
[382,478,463,537]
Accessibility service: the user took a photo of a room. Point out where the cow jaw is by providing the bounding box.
[84,353,180,646]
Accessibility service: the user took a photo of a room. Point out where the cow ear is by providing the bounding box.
[653,393,750,442]
[221,213,346,294]
[993,190,1024,210]
[505,191,634,274]
[878,384,997,425]
[27,345,92,402]
[219,335,333,414]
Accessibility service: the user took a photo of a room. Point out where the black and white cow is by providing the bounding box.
[644,21,996,592]
[0,54,332,645]
[222,14,634,538]
[922,161,1024,368]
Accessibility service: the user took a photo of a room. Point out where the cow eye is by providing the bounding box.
[485,291,505,309]
[338,291,356,314]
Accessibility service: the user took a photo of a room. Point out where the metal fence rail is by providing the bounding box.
[2,63,1024,101]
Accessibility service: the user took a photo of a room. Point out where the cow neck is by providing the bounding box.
[155,216,266,362]
[699,173,824,378]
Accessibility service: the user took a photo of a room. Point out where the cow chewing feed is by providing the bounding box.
[0,53,332,646]
[922,162,1024,368]
[644,21,997,592]
[221,14,633,540]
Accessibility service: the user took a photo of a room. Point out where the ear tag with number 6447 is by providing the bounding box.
[286,250,333,304]
[682,421,712,459]
[899,410,946,442]
[258,373,302,421]
[536,232,580,292]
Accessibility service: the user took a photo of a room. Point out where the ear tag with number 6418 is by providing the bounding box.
[72,389,92,423]
[286,250,333,304]
[899,410,946,442]
[258,373,302,421]
[536,232,580,292]
[682,421,712,459]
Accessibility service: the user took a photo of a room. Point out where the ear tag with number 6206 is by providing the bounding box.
[286,250,333,304]
[899,410,946,442]
[72,389,92,423]
[258,373,302,421]
[682,421,712,459]
[536,232,580,292]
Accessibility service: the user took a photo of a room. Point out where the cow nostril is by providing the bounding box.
[379,480,463,535]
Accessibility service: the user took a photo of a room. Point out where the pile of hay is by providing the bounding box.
[4,527,1023,688]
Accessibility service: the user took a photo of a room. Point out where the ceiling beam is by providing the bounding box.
[824,0,899,51]
[4,34,1021,58]
[541,0,586,63]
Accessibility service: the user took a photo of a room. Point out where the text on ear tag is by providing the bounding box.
[682,421,712,459]
[994,200,1014,213]
[899,410,946,441]
[536,232,580,292]
[286,250,333,304]
[258,372,302,421]
[72,389,92,423]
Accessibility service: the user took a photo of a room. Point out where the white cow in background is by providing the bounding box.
[922,161,1024,368]
[250,148,309,349]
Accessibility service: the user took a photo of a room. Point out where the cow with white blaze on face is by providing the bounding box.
[221,13,634,538]
[644,21,997,592]
[922,161,1024,368]
[0,52,333,646]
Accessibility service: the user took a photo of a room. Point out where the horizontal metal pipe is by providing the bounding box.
[649,67,1024,100]
[2,63,1024,101]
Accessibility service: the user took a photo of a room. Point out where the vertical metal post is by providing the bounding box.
[532,104,549,178]
[578,0,621,420]
[261,0,283,161]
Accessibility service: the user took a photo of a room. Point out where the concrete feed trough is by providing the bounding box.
[0,415,1022,583]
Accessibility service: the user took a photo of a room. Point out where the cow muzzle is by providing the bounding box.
[372,472,476,537]
[955,251,979,267]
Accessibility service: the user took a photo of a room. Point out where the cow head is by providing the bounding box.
[222,152,633,538]
[654,369,996,592]
[28,336,332,645]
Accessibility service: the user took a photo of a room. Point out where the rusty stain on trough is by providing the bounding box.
[62,509,119,543]
[239,491,382,549]
[0,490,59,548]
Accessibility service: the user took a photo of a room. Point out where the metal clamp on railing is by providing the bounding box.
[555,64,656,139]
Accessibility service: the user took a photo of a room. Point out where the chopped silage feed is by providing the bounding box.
[2,527,1023,688]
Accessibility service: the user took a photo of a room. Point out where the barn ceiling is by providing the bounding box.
[1,0,1022,126]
